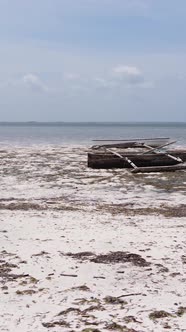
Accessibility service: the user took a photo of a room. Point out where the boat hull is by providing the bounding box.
[88,150,186,169]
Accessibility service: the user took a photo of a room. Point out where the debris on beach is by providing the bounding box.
[64,251,151,267]
[149,310,173,320]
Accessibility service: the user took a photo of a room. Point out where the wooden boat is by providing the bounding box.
[88,138,186,173]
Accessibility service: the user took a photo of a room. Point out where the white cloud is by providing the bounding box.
[64,73,80,81]
[112,65,144,85]
[90,65,153,90]
[113,65,141,76]
[23,74,48,92]
[1,42,183,122]
[63,65,153,92]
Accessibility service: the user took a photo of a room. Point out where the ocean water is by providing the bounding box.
[0,122,186,146]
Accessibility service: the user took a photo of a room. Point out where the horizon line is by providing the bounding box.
[0,121,185,124]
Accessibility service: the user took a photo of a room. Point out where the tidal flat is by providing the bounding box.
[0,145,186,332]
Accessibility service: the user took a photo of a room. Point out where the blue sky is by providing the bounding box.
[0,0,186,121]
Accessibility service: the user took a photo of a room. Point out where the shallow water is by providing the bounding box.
[0,122,186,146]
[0,145,185,213]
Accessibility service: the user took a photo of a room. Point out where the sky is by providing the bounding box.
[0,0,186,122]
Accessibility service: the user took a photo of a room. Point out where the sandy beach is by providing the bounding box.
[0,145,186,332]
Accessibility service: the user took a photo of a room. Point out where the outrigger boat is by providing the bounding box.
[88,137,186,173]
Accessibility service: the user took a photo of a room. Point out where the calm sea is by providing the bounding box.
[0,122,186,146]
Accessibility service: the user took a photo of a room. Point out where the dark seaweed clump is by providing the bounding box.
[65,251,150,267]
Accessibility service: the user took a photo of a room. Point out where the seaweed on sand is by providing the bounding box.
[106,322,138,331]
[65,251,150,267]
[149,310,172,320]
[42,320,70,328]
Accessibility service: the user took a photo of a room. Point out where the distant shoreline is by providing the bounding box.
[0,121,185,127]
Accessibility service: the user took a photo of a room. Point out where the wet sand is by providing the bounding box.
[0,145,186,331]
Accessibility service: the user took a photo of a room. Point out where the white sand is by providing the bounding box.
[0,145,186,332]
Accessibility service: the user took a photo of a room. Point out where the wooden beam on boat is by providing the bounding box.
[142,141,176,154]
[92,137,170,142]
[92,142,137,149]
[131,164,186,173]
[105,148,137,169]
[92,138,171,149]
[143,143,183,163]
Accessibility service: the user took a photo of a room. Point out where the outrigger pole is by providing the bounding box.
[92,137,170,142]
[105,148,137,169]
